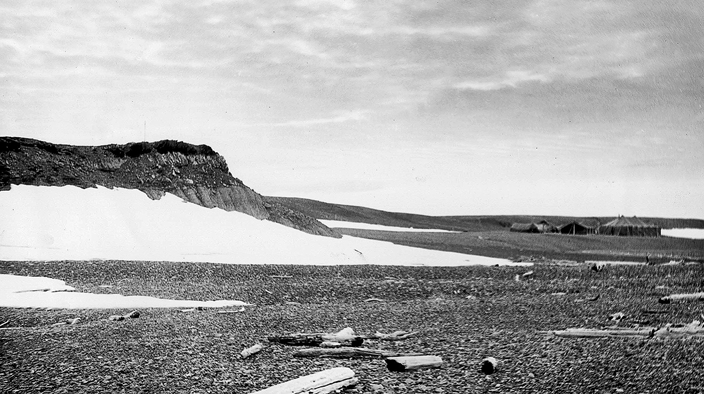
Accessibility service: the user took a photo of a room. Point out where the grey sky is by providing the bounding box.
[2,1,702,217]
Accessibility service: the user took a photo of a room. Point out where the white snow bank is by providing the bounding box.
[584,261,645,266]
[0,274,250,309]
[662,228,704,240]
[0,185,527,267]
[319,220,461,233]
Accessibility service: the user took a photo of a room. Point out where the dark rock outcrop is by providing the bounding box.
[0,137,340,238]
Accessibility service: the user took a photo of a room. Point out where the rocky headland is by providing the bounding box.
[0,137,340,238]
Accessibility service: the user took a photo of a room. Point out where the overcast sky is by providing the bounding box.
[2,1,703,218]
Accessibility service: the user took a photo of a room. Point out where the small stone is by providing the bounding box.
[108,315,124,321]
[481,357,500,374]
[126,311,140,318]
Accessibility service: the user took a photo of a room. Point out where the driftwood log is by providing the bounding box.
[658,292,704,304]
[369,330,418,341]
[653,321,704,338]
[293,347,422,359]
[241,343,263,359]
[552,328,655,338]
[250,367,358,394]
[386,356,443,372]
[553,321,704,339]
[109,310,140,322]
[268,328,364,347]
[268,328,417,347]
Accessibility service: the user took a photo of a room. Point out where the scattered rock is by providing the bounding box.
[610,312,625,321]
[481,357,500,374]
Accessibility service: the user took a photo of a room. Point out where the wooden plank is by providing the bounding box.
[653,321,704,338]
[250,367,357,394]
[658,292,704,304]
[241,343,263,359]
[293,347,421,359]
[386,356,443,372]
[369,330,418,341]
[268,327,364,347]
[552,328,655,338]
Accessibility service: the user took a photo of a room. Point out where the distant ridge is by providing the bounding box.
[0,137,340,238]
[270,197,704,231]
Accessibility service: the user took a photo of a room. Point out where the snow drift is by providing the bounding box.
[0,185,524,266]
[0,274,250,309]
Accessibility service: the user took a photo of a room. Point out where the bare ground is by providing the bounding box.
[1,260,704,393]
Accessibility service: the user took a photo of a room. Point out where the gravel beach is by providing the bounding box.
[1,260,703,393]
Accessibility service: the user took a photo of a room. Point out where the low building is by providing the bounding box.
[510,220,557,234]
[558,221,595,235]
[510,223,539,233]
[598,216,661,237]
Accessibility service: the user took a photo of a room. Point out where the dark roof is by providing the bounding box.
[602,216,659,228]
[510,223,537,231]
[558,221,594,230]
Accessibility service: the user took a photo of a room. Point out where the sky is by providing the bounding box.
[2,1,703,218]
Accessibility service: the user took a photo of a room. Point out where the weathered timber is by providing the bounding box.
[241,343,263,359]
[293,347,422,359]
[268,327,364,347]
[658,292,704,304]
[250,367,357,394]
[552,328,655,338]
[369,330,418,341]
[386,356,443,372]
[653,321,704,338]
[108,310,140,322]
[268,328,417,347]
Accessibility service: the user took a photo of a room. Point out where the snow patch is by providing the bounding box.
[662,228,704,240]
[0,274,250,309]
[319,220,461,233]
[0,185,526,267]
[584,261,645,266]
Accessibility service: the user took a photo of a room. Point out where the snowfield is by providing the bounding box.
[0,185,526,267]
[319,220,461,233]
[0,273,251,309]
[661,228,704,239]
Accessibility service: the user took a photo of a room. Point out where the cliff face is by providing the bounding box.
[0,137,340,238]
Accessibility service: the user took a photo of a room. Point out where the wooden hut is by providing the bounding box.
[558,221,595,235]
[510,223,539,233]
[534,220,558,233]
[598,216,660,237]
[510,220,557,234]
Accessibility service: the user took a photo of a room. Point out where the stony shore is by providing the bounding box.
[1,260,703,393]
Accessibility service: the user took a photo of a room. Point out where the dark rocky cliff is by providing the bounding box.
[0,137,340,238]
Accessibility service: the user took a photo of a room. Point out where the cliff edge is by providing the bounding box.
[0,137,340,238]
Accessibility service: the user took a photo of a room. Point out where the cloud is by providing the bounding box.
[239,110,369,128]
[454,70,551,91]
